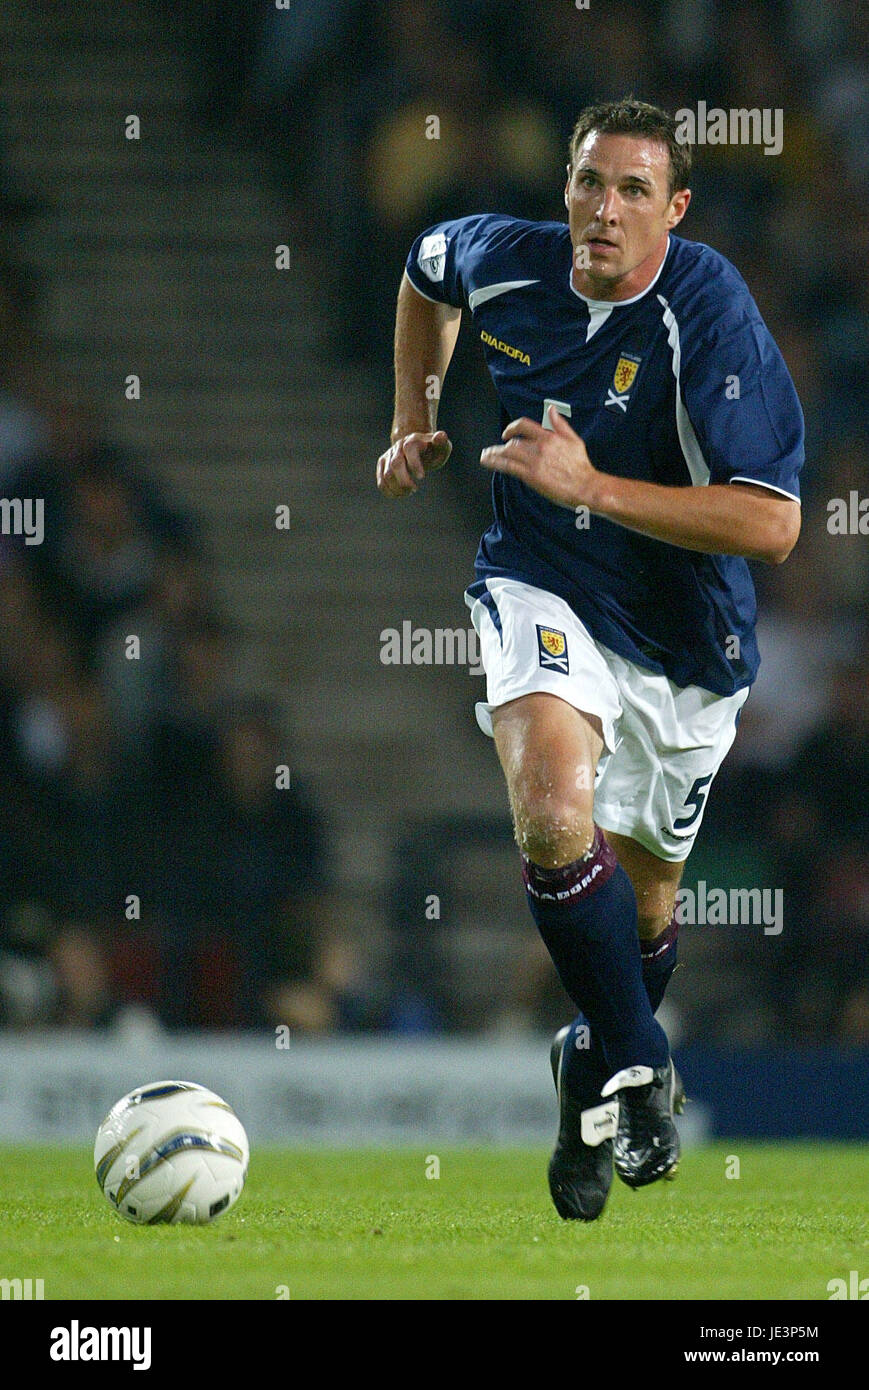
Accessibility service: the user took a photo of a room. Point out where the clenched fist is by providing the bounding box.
[376,429,452,498]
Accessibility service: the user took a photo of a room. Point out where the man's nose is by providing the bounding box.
[595,187,620,222]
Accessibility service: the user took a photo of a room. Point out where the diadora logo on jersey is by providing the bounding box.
[536,625,569,673]
[605,351,643,412]
[480,329,531,366]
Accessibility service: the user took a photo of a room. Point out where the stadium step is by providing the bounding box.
[2,0,503,847]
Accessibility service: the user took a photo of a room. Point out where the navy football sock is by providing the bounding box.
[523,828,670,1074]
[640,914,679,1014]
[561,916,679,1105]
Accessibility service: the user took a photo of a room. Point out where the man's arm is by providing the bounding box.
[584,475,800,565]
[481,405,801,565]
[377,273,461,498]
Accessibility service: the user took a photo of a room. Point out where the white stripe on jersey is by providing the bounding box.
[658,294,712,487]
[468,279,539,311]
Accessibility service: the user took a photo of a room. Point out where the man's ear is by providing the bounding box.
[564,164,572,211]
[667,187,691,230]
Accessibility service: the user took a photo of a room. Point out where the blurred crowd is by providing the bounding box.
[0,227,360,1032]
[0,1,865,1045]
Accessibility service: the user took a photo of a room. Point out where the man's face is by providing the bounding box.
[565,132,690,300]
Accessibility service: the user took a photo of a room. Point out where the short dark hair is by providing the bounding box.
[568,98,691,199]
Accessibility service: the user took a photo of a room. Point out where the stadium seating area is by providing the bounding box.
[0,1,865,1047]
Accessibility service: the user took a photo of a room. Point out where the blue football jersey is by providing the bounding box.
[405,215,804,695]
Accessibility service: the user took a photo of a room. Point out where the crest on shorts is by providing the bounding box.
[537,625,569,673]
[606,351,643,412]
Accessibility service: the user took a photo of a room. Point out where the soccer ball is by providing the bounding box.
[94,1080,249,1225]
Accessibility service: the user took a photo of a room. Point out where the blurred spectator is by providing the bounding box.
[765,649,869,1040]
[385,816,573,1034]
[333,0,560,376]
[14,414,195,655]
[0,262,51,480]
[739,536,862,770]
[145,701,363,1031]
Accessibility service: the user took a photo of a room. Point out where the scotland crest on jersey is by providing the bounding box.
[537,625,569,673]
[613,353,641,393]
[606,351,643,411]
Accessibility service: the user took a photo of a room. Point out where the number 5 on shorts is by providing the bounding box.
[673,773,713,831]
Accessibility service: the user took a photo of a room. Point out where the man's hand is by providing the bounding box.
[480,405,600,510]
[377,429,453,498]
[481,402,800,563]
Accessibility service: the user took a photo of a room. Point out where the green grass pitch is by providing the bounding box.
[1,1143,865,1300]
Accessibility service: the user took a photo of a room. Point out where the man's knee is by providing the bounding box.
[492,695,602,869]
[512,790,595,868]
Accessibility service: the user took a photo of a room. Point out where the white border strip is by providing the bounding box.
[729,476,801,504]
[658,294,711,487]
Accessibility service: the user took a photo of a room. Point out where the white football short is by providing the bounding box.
[465,576,749,862]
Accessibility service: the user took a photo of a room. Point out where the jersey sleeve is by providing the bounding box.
[678,288,805,502]
[404,214,499,310]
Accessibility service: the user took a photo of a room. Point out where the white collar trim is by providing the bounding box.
[569,234,671,308]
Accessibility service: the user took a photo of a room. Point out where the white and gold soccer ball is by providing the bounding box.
[94,1080,249,1225]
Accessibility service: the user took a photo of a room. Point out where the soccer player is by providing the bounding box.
[376,99,803,1219]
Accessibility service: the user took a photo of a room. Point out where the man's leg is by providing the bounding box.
[544,828,686,1217]
[606,831,684,1013]
[558,835,684,1117]
[492,692,670,1077]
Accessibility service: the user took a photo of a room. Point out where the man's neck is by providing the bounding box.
[571,235,670,303]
